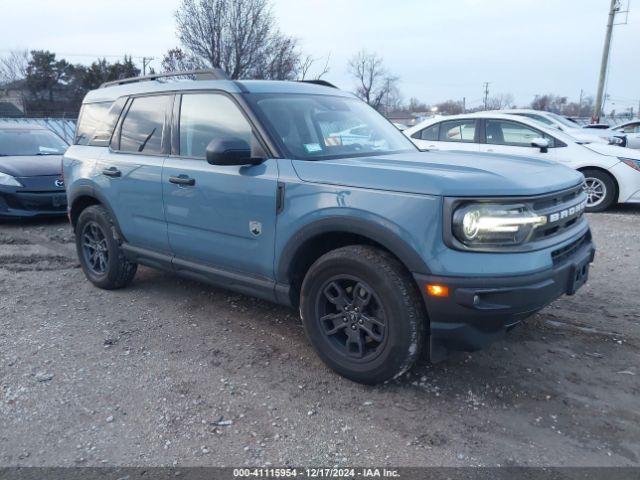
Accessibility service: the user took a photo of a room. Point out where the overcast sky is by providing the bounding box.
[2,0,638,111]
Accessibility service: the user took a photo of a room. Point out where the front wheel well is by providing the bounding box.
[286,231,411,308]
[70,195,101,228]
[578,167,619,202]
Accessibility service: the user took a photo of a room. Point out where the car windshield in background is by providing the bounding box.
[547,112,581,129]
[249,94,417,160]
[0,129,68,156]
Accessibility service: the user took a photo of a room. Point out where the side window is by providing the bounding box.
[90,97,127,147]
[119,95,169,154]
[412,123,439,141]
[485,120,555,147]
[438,120,476,143]
[179,93,253,158]
[75,102,111,145]
[622,123,640,134]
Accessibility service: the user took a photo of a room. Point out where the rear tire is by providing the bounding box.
[300,245,426,385]
[582,169,616,212]
[75,205,137,289]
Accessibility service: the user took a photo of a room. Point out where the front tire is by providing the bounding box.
[582,169,616,212]
[75,205,137,289]
[300,245,426,384]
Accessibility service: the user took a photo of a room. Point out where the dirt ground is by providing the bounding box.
[0,207,638,468]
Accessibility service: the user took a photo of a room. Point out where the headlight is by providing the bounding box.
[0,172,22,187]
[619,157,640,172]
[452,203,547,246]
[604,136,623,145]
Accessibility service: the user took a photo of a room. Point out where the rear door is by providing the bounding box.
[410,119,480,152]
[162,91,278,279]
[99,94,172,254]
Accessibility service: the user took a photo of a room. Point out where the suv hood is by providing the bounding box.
[291,151,584,197]
[0,155,63,177]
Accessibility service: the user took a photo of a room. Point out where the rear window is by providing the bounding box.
[75,98,126,147]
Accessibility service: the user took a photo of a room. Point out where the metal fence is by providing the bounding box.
[0,117,77,143]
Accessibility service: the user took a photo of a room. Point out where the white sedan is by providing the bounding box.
[494,109,625,146]
[404,112,640,211]
[612,120,640,149]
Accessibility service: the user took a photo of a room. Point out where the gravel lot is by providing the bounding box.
[1,207,639,467]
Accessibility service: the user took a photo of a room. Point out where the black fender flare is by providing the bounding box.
[68,184,124,239]
[276,216,431,284]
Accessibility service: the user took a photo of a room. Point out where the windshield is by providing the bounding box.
[546,112,579,129]
[248,94,416,160]
[0,128,68,156]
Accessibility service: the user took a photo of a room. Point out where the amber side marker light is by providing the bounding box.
[426,284,449,297]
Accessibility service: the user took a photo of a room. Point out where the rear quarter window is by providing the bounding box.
[75,98,126,147]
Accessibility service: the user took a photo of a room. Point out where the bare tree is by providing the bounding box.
[161,47,205,73]
[435,99,465,115]
[297,53,331,81]
[348,50,398,112]
[0,49,29,84]
[173,0,301,79]
[531,94,568,113]
[485,93,514,110]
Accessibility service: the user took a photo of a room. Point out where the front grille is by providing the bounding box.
[5,191,67,212]
[551,231,591,265]
[531,183,587,241]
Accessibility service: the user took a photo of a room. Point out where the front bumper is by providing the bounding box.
[414,232,595,362]
[0,187,67,218]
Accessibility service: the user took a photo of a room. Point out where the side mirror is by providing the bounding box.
[531,137,550,153]
[205,138,262,166]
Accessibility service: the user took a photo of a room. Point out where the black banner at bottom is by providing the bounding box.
[1,467,639,480]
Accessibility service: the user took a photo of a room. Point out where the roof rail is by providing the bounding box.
[100,68,230,88]
[298,79,338,89]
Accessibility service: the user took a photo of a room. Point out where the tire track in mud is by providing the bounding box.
[0,223,78,272]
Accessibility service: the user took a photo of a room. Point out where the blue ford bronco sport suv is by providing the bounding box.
[64,69,595,384]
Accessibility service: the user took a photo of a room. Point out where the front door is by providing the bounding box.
[478,119,559,161]
[162,92,278,279]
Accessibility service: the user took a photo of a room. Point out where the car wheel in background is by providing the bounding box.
[75,205,137,289]
[300,245,425,385]
[582,169,616,212]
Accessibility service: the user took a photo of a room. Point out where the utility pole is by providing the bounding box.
[482,82,490,110]
[142,57,153,76]
[579,89,584,107]
[594,0,620,122]
[462,97,466,113]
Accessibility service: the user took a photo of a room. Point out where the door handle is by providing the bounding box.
[169,175,196,186]
[102,167,122,178]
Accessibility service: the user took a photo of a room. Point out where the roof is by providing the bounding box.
[83,78,354,104]
[0,102,24,116]
[494,109,550,115]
